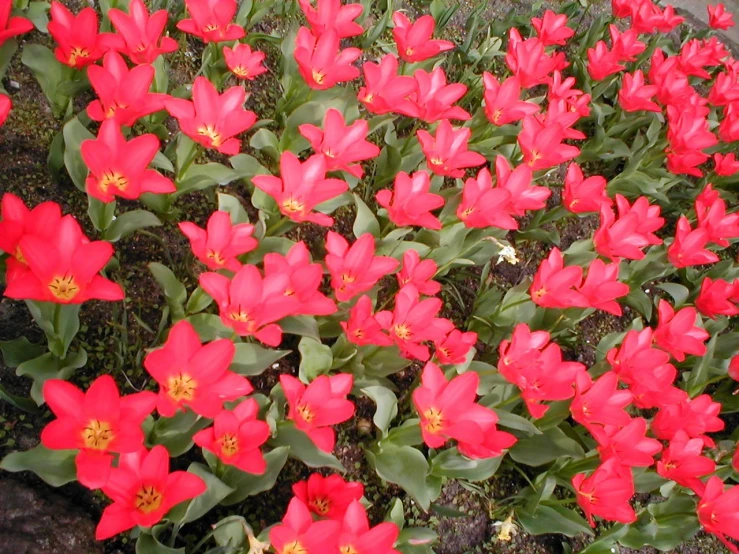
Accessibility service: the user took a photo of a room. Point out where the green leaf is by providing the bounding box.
[249,128,281,161]
[231,343,289,376]
[517,504,594,537]
[21,43,70,116]
[298,337,333,381]
[361,386,398,436]
[149,262,187,321]
[370,444,434,510]
[221,446,290,505]
[186,314,233,341]
[185,286,213,315]
[494,409,542,436]
[270,422,344,470]
[16,349,87,405]
[687,334,718,397]
[229,153,270,183]
[0,336,45,367]
[619,494,700,551]
[136,532,185,554]
[656,283,689,307]
[623,288,653,320]
[104,210,162,242]
[212,515,248,548]
[430,448,502,482]
[217,193,250,224]
[509,427,585,466]
[281,315,320,341]
[62,116,94,190]
[353,194,380,238]
[0,383,39,412]
[87,196,116,232]
[24,301,81,359]
[178,463,234,524]
[0,445,77,486]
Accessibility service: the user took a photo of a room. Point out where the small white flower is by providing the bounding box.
[493,514,518,542]
[497,245,519,266]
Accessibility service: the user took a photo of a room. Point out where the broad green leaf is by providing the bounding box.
[298,337,333,381]
[430,448,502,482]
[656,283,690,307]
[87,196,116,232]
[509,427,585,466]
[16,349,87,405]
[149,262,186,321]
[217,193,250,224]
[361,386,398,436]
[136,532,184,554]
[0,445,77,486]
[231,343,289,376]
[0,383,38,412]
[370,444,433,510]
[175,162,238,197]
[494,409,542,436]
[21,43,70,116]
[270,422,344,470]
[186,314,233,341]
[0,336,45,367]
[178,463,234,524]
[185,286,213,315]
[281,316,320,341]
[353,194,380,238]
[517,504,594,537]
[104,210,162,242]
[221,446,290,505]
[229,153,270,184]
[62,116,94,190]
[687,334,717,397]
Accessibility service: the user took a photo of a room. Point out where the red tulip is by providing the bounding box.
[392,12,453,62]
[498,324,585,418]
[178,211,257,272]
[494,156,548,217]
[695,277,739,318]
[325,232,398,302]
[434,329,478,365]
[576,259,629,316]
[376,285,453,361]
[81,120,175,203]
[612,0,636,18]
[399,68,470,123]
[166,77,256,155]
[656,4,685,31]
[530,247,587,309]
[143,320,252,417]
[695,184,739,247]
[457,167,516,230]
[298,0,363,38]
[0,92,9,126]
[678,38,725,80]
[708,71,739,107]
[41,376,156,489]
[417,119,485,178]
[652,394,724,447]
[572,459,637,527]
[0,0,33,47]
[0,193,62,268]
[654,300,710,362]
[357,54,416,116]
[87,52,167,126]
[193,398,270,474]
[593,417,662,467]
[270,498,341,554]
[177,0,245,43]
[587,41,625,81]
[594,195,664,262]
[49,2,117,69]
[571,372,633,432]
[299,108,380,178]
[252,151,349,226]
[505,28,567,89]
[413,362,516,458]
[609,25,646,62]
[339,501,401,554]
[618,70,661,113]
[281,373,355,453]
[108,0,177,64]
[518,116,580,170]
[697,477,739,554]
[376,170,444,230]
[397,249,441,296]
[730,355,739,381]
[3,215,124,304]
[562,163,612,214]
[531,10,574,46]
[96,446,206,540]
[294,27,361,90]
[720,101,739,142]
[264,241,337,316]
[340,295,393,347]
[223,44,268,80]
[199,265,299,346]
[292,473,364,520]
[482,73,539,126]
[713,152,739,176]
[709,3,735,29]
[657,431,716,494]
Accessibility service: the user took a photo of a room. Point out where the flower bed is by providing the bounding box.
[1,0,738,553]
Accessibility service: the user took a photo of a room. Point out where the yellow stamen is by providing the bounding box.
[99,171,129,193]
[82,419,114,450]
[312,69,325,84]
[48,275,80,301]
[423,407,444,434]
[167,373,197,402]
[297,404,315,424]
[281,541,308,554]
[135,485,163,514]
[220,433,239,457]
[310,496,331,516]
[198,124,223,147]
[206,250,226,266]
[393,323,412,340]
[68,46,91,66]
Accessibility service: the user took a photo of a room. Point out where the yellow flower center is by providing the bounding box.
[405,47,414,57]
[430,157,444,166]
[363,93,375,103]
[281,541,308,554]
[393,323,412,340]
[532,287,547,300]
[491,109,503,124]
[69,46,91,66]
[135,485,163,514]
[82,419,114,450]
[99,171,129,193]
[220,433,239,457]
[423,407,444,434]
[340,546,360,554]
[461,207,475,219]
[167,373,197,402]
[48,275,80,301]
[204,23,219,32]
[527,151,542,166]
[232,66,250,78]
[281,197,306,215]
[206,250,226,266]
[297,404,315,424]
[198,124,223,147]
[310,496,331,516]
[312,69,325,84]
[105,102,129,118]
[14,245,25,264]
